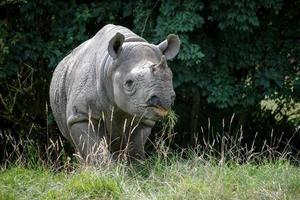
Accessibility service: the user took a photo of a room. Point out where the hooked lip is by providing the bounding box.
[140,105,169,127]
[145,104,169,117]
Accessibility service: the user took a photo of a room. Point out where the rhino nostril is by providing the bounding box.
[147,95,162,107]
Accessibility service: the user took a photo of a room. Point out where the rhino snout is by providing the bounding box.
[146,95,162,107]
[146,94,174,110]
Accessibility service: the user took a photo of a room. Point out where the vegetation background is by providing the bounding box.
[0,0,299,160]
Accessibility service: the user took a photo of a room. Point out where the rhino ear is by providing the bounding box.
[108,32,125,59]
[158,34,181,60]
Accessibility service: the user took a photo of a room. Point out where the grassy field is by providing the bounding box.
[1,111,299,200]
[1,154,300,200]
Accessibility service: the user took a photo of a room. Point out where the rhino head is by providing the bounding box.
[107,32,180,126]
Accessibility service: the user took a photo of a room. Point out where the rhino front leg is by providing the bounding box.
[67,119,108,162]
[127,125,152,161]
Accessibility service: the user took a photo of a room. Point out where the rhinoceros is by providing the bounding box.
[49,24,180,161]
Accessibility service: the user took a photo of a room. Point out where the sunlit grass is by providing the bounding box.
[1,154,300,200]
[1,110,300,200]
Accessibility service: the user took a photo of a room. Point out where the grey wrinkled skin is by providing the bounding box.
[49,24,180,161]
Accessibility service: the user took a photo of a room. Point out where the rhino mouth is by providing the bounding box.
[139,105,169,127]
[147,105,169,117]
[145,96,169,117]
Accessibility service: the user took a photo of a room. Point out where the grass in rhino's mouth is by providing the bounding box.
[145,105,169,116]
[142,109,177,128]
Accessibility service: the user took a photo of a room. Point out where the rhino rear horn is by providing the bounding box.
[108,32,125,59]
[158,34,181,60]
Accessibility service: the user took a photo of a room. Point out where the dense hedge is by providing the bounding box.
[0,0,299,156]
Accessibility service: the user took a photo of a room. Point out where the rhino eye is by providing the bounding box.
[125,79,134,88]
[124,79,136,95]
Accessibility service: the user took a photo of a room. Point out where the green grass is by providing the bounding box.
[0,166,121,200]
[1,156,300,200]
[1,111,299,200]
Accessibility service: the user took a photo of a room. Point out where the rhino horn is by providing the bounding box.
[151,56,167,72]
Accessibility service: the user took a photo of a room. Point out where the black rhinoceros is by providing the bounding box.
[49,24,180,161]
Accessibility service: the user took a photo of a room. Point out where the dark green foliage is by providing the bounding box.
[0,0,299,157]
